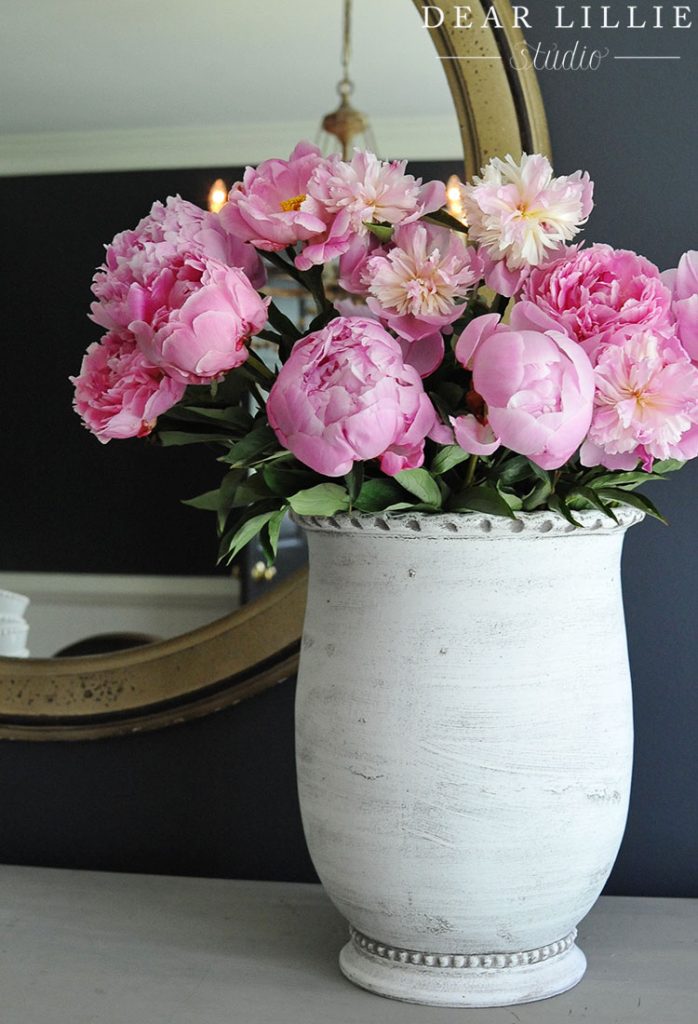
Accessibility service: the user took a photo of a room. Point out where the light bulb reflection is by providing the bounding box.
[446,174,466,224]
[208,178,229,213]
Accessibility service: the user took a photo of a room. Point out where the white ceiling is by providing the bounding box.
[1,0,462,174]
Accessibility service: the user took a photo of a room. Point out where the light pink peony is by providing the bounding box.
[71,332,185,442]
[219,141,328,253]
[90,195,265,335]
[131,264,269,385]
[581,329,698,471]
[512,244,674,360]
[364,222,480,345]
[460,154,593,280]
[266,317,436,477]
[454,316,595,469]
[296,151,445,270]
[662,251,698,360]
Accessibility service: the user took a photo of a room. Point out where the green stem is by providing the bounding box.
[248,382,266,410]
[261,249,307,289]
[246,352,275,382]
[465,454,479,487]
[255,329,284,346]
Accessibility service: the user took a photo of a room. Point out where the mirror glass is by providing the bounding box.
[1,0,464,655]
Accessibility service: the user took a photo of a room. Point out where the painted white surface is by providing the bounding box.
[0,571,240,657]
[295,510,642,1006]
[0,867,694,1023]
[0,1,461,174]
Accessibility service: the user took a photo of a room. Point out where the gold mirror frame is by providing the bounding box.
[0,1,549,741]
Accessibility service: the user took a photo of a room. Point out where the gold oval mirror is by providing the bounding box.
[0,0,549,740]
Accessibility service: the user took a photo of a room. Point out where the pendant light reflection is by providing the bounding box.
[317,0,376,159]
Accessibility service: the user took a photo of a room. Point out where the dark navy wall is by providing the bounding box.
[527,0,698,896]
[0,4,696,894]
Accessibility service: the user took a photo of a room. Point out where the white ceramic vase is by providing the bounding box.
[294,508,643,1007]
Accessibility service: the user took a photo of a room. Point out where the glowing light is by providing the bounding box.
[207,178,228,213]
[446,174,467,224]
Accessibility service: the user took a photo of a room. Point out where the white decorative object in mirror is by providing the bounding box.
[0,588,30,658]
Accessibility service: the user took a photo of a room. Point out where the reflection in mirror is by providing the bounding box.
[1,1,464,656]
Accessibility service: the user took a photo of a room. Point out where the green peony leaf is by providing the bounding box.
[262,462,318,497]
[219,424,278,467]
[430,446,470,476]
[423,208,469,234]
[354,478,407,513]
[258,507,288,565]
[653,459,685,474]
[596,487,668,524]
[497,455,543,488]
[448,485,517,519]
[393,469,443,508]
[572,486,619,522]
[157,431,231,447]
[218,510,278,565]
[231,473,272,507]
[167,405,253,430]
[287,484,351,517]
[344,464,365,504]
[548,493,583,528]
[181,489,220,511]
[364,222,394,243]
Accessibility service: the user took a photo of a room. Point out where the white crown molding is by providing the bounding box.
[0,116,461,177]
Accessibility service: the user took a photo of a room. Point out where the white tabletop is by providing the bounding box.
[0,866,695,1023]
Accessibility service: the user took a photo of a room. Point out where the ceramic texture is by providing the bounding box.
[294,510,643,1007]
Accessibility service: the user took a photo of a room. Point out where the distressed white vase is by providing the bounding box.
[294,509,643,1008]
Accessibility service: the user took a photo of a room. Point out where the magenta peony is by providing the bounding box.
[581,329,698,471]
[512,244,674,360]
[219,141,328,253]
[454,316,595,469]
[266,317,436,477]
[460,154,593,284]
[295,152,445,270]
[662,250,698,360]
[130,264,269,385]
[71,332,185,442]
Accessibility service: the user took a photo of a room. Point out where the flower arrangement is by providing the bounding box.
[72,143,698,565]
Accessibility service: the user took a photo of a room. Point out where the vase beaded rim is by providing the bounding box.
[291,507,645,538]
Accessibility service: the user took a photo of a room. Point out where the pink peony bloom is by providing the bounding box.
[451,414,501,456]
[337,234,382,295]
[219,141,328,253]
[512,244,674,360]
[454,316,595,469]
[266,317,436,477]
[662,251,698,360]
[580,329,698,471]
[479,251,531,298]
[71,332,185,442]
[90,195,265,334]
[364,222,480,344]
[460,153,593,275]
[131,264,269,385]
[296,151,445,270]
